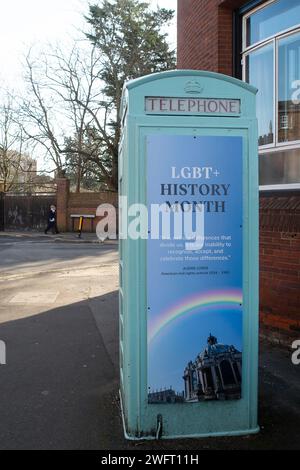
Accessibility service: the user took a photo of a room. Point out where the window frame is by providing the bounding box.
[241,0,300,190]
[242,0,300,51]
[275,28,300,148]
[242,38,276,151]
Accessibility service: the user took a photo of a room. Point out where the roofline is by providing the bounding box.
[124,69,258,95]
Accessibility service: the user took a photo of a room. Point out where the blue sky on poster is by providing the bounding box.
[0,0,177,86]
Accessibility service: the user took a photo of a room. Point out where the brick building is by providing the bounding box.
[177,0,300,343]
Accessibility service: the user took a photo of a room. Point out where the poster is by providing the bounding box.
[147,135,243,404]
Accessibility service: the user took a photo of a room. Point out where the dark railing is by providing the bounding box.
[1,193,57,231]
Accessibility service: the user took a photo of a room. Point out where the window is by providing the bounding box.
[220,360,236,386]
[279,115,289,130]
[246,0,300,47]
[243,0,300,189]
[278,32,300,143]
[233,362,241,383]
[259,148,300,185]
[192,370,197,391]
[245,42,274,146]
[203,368,214,389]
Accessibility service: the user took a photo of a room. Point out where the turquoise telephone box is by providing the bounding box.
[119,70,259,439]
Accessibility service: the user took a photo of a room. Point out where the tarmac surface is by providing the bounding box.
[0,232,299,450]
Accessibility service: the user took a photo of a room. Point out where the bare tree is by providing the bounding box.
[19,1,175,192]
[0,94,25,192]
[20,45,115,192]
[19,51,65,176]
[43,44,115,192]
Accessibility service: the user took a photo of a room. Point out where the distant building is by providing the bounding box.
[183,334,242,402]
[17,155,37,184]
[148,388,185,404]
[0,151,37,191]
[258,121,274,147]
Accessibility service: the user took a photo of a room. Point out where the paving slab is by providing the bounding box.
[9,291,60,305]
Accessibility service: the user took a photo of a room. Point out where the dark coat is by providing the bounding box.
[48,209,56,224]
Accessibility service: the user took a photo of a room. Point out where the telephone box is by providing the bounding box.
[119,70,259,439]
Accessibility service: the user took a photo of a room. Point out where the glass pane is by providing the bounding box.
[278,32,300,143]
[246,44,274,145]
[246,0,300,47]
[259,148,300,185]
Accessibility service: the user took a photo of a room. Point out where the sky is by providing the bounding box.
[0,0,177,87]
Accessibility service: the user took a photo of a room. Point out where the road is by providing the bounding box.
[0,234,300,450]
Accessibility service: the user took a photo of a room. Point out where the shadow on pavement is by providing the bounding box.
[0,291,122,450]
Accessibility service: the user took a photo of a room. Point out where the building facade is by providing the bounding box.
[178,0,300,344]
[183,334,242,402]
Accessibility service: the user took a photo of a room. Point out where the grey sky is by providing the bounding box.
[0,0,177,86]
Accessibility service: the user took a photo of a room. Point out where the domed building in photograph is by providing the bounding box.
[183,334,242,402]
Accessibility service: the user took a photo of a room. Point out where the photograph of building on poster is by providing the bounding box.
[147,134,243,403]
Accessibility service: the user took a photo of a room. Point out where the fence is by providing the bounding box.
[1,193,56,231]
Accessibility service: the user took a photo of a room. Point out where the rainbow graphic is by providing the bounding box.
[148,288,243,344]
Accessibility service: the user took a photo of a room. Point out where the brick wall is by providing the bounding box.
[56,178,70,232]
[67,191,117,232]
[177,0,300,344]
[177,0,246,75]
[260,195,300,344]
[56,178,117,233]
[178,0,219,71]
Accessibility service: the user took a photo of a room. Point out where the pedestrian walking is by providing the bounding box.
[44,204,59,234]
